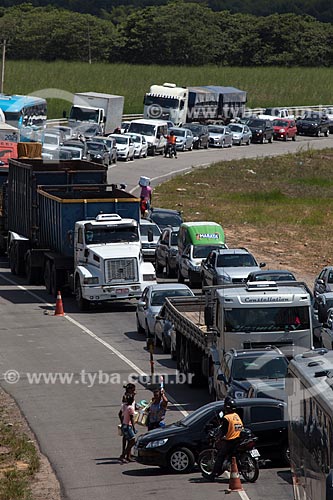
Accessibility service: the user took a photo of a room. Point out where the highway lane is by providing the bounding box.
[0,264,293,500]
[1,136,329,499]
[107,134,333,194]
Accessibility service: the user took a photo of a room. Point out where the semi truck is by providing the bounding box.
[68,92,124,135]
[161,281,313,392]
[3,159,156,310]
[143,83,247,125]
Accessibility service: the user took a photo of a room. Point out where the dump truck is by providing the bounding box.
[68,92,124,135]
[143,83,247,125]
[3,159,156,309]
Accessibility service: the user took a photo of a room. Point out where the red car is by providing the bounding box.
[272,119,297,141]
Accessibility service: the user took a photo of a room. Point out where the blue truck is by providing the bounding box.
[4,159,156,310]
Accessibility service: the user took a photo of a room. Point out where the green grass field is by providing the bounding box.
[4,61,333,118]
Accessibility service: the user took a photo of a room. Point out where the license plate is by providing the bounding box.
[116,288,129,295]
[250,448,260,458]
[132,446,138,457]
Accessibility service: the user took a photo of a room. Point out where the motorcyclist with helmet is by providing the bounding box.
[209,396,244,481]
[164,130,177,158]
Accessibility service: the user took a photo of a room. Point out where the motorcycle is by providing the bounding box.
[164,143,177,158]
[199,427,260,483]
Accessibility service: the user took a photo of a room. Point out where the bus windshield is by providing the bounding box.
[224,306,310,332]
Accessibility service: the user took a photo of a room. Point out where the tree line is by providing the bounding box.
[1,0,333,22]
[1,3,332,66]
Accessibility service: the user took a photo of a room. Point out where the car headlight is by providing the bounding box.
[146,438,168,448]
[258,129,263,133]
[143,273,156,281]
[193,136,199,141]
[83,277,99,284]
[279,128,285,133]
[218,274,232,283]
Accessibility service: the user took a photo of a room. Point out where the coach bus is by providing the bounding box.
[287,348,333,500]
[0,94,47,142]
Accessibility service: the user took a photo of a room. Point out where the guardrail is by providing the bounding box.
[46,105,333,128]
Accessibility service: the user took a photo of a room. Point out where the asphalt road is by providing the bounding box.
[1,135,332,500]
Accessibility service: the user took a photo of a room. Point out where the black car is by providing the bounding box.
[296,112,330,137]
[148,208,183,231]
[155,226,179,277]
[134,398,288,473]
[215,347,289,401]
[247,119,273,144]
[86,141,109,166]
[246,269,297,282]
[182,124,209,149]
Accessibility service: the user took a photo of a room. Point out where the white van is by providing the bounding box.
[127,119,167,155]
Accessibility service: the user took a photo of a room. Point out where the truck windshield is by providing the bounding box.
[85,226,139,244]
[69,107,99,122]
[144,95,179,109]
[128,123,156,136]
[224,306,310,332]
[232,356,288,380]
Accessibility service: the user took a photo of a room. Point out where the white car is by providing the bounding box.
[108,134,135,161]
[125,133,148,158]
[139,220,161,261]
[136,283,194,340]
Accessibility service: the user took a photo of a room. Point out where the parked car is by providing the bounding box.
[215,347,288,400]
[178,243,227,288]
[89,136,117,164]
[313,266,333,297]
[136,283,194,339]
[169,127,194,151]
[147,208,183,231]
[247,119,273,144]
[272,119,297,141]
[314,292,333,324]
[155,227,179,277]
[208,125,233,148]
[201,248,265,287]
[228,123,252,146]
[125,133,148,158]
[246,269,297,282]
[108,133,135,161]
[86,141,110,167]
[182,123,209,149]
[134,398,289,472]
[139,220,161,262]
[296,112,330,137]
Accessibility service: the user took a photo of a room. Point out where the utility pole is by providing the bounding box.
[1,39,6,94]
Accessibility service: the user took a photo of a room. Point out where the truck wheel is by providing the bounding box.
[177,268,185,284]
[75,281,89,311]
[44,260,52,295]
[25,253,41,285]
[9,245,17,275]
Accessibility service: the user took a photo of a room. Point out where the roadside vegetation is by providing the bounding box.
[153,147,333,275]
[4,61,333,118]
[0,392,40,500]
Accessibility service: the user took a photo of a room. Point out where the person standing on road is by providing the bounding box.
[119,393,137,463]
[208,396,244,481]
[146,388,168,431]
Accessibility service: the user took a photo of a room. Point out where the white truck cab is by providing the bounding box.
[143,83,188,126]
[73,213,156,309]
[127,119,168,156]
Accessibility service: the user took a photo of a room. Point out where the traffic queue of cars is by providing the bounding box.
[41,108,330,162]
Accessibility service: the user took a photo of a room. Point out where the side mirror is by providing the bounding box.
[317,279,324,285]
[147,229,154,242]
[217,373,227,382]
[156,134,161,139]
[155,314,162,321]
[137,300,146,308]
[259,262,266,268]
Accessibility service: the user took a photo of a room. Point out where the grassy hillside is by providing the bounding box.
[4,61,333,118]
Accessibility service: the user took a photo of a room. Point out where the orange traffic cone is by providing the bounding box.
[227,456,243,492]
[54,291,65,316]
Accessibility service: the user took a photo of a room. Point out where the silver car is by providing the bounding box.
[208,125,233,148]
[169,127,194,151]
[136,283,194,340]
[139,220,161,262]
[228,124,252,146]
[125,133,148,158]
